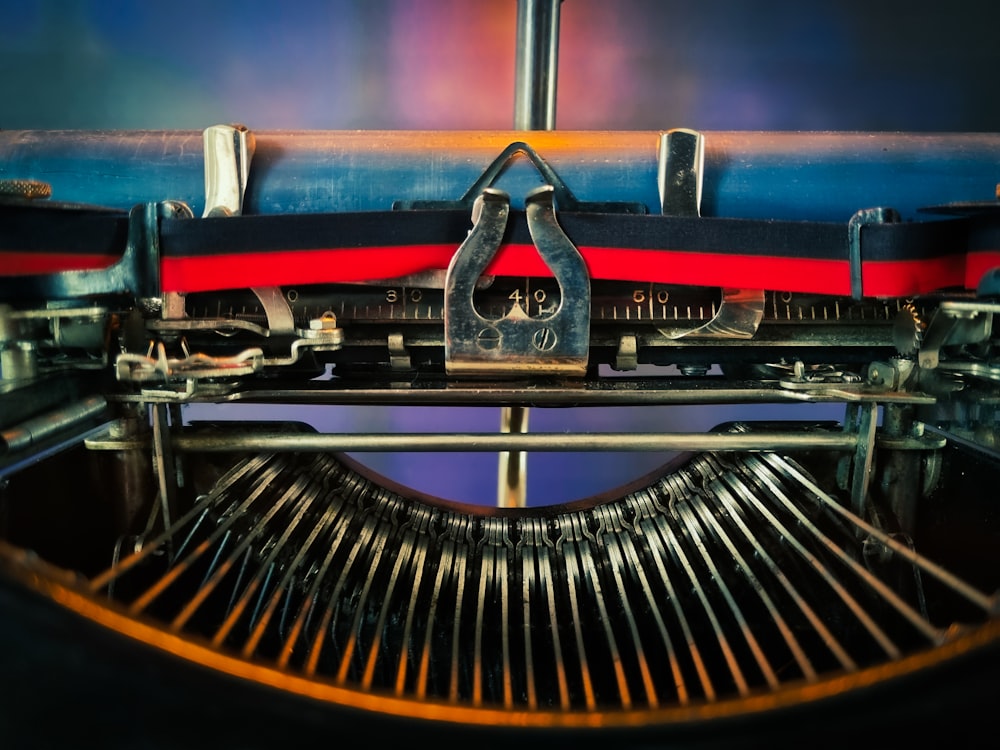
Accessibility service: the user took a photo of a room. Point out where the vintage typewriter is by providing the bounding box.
[2,9,999,750]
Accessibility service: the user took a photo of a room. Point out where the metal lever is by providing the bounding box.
[200,124,301,336]
[658,128,704,217]
[656,128,763,341]
[444,185,591,376]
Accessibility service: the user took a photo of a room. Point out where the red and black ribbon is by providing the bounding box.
[1,204,997,299]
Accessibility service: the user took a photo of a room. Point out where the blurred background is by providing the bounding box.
[3,0,1000,505]
[4,0,1000,131]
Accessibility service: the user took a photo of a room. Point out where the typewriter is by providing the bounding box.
[2,9,999,750]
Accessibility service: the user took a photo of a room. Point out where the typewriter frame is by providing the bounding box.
[2,4,1000,747]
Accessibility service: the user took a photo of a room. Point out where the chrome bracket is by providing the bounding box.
[848,206,900,300]
[657,128,704,218]
[202,123,254,218]
[656,128,763,340]
[201,124,298,336]
[444,185,591,376]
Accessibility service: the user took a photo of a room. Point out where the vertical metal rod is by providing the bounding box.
[514,0,562,130]
[88,454,275,593]
[503,0,563,504]
[498,405,529,507]
[848,401,878,518]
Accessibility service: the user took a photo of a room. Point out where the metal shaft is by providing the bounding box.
[498,405,529,508]
[514,0,562,130]
[507,0,564,504]
[171,430,859,453]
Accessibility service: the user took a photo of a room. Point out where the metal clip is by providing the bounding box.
[657,129,764,340]
[202,123,254,218]
[848,207,900,300]
[200,124,307,340]
[658,128,704,217]
[445,185,591,376]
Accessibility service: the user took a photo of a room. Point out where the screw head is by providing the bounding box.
[476,327,501,350]
[532,327,557,351]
